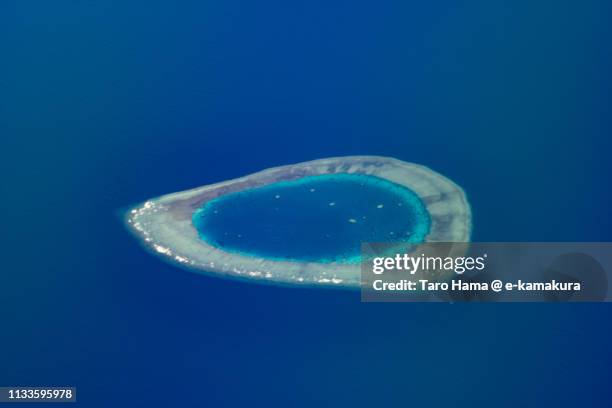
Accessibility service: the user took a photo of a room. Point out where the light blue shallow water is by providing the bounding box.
[193,174,430,263]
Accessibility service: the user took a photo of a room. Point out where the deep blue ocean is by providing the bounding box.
[2,1,612,406]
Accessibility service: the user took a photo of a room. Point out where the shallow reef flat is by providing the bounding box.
[124,156,471,288]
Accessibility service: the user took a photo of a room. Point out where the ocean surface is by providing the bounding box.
[2,1,612,406]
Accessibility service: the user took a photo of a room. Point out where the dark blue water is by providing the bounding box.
[194,174,430,262]
[2,1,612,407]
